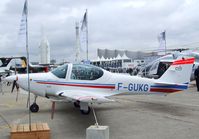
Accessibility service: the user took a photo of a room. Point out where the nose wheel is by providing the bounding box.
[30,103,39,113]
[29,95,39,113]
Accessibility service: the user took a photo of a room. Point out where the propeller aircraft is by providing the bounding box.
[5,57,194,115]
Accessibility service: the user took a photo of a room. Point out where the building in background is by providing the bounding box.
[91,49,159,72]
[39,28,50,64]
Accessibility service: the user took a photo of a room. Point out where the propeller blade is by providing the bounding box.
[16,83,19,91]
[11,80,16,93]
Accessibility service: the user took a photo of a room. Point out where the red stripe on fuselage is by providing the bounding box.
[150,88,182,93]
[172,58,195,65]
[37,82,115,89]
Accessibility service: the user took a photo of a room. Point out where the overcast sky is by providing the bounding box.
[0,0,199,63]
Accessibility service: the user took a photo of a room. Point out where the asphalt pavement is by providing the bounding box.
[0,82,199,139]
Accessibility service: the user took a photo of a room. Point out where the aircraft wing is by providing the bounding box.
[55,90,115,103]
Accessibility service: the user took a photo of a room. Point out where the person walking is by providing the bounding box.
[194,66,199,91]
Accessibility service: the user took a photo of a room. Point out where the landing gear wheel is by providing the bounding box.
[30,103,39,113]
[74,101,80,108]
[80,107,91,115]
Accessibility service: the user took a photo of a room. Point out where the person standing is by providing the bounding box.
[194,66,199,91]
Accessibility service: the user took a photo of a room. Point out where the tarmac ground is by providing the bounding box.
[0,82,199,139]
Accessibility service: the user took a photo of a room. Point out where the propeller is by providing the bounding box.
[12,60,20,101]
[4,68,20,102]
[10,76,19,92]
[11,79,19,101]
[11,80,17,93]
[5,70,13,86]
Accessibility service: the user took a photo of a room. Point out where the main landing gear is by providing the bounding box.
[29,97,91,115]
[74,101,80,108]
[80,107,91,115]
[30,95,39,113]
[74,101,91,115]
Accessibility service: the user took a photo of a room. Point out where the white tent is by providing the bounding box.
[90,56,101,62]
[100,56,106,61]
[97,56,101,61]
[115,54,122,60]
[121,53,130,60]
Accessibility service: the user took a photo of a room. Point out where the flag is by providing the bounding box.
[81,11,87,31]
[158,31,166,52]
[79,10,88,59]
[16,0,27,48]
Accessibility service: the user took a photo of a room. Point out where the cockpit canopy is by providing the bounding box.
[51,64,68,79]
[51,64,104,80]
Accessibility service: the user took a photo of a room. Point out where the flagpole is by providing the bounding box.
[75,22,80,63]
[164,30,166,55]
[86,9,88,61]
[25,0,32,131]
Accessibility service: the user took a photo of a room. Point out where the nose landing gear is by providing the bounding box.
[30,95,39,113]
[30,103,39,112]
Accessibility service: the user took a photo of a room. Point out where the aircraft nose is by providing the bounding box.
[4,75,17,82]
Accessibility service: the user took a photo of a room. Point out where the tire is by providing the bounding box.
[80,107,91,115]
[74,101,80,108]
[30,103,39,113]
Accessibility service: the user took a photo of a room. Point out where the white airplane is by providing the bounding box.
[138,51,199,80]
[0,57,15,78]
[0,56,26,79]
[5,57,194,114]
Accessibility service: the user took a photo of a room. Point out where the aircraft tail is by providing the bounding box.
[157,57,194,85]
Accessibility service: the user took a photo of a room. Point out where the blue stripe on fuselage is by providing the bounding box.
[151,84,188,90]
